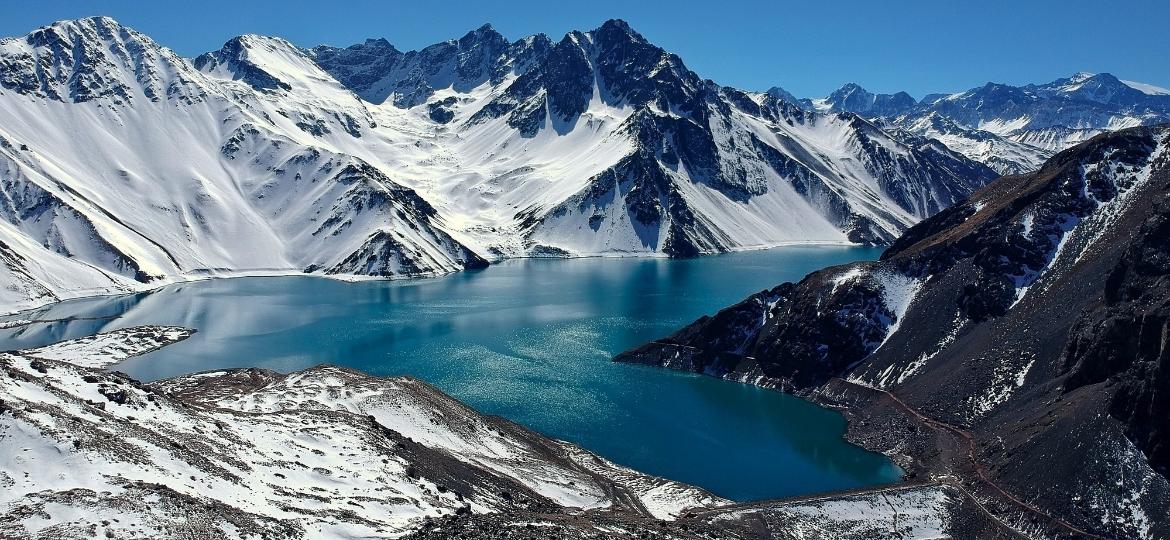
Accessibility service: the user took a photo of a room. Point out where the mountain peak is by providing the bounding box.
[6,15,195,104]
[459,22,505,43]
[977,81,1019,93]
[594,18,646,43]
[1087,72,1122,84]
[41,15,126,33]
[816,83,917,117]
[28,15,147,48]
[362,37,394,48]
[451,23,509,60]
[600,18,633,31]
[194,34,306,92]
[1033,71,1151,105]
[765,86,798,103]
[208,33,305,59]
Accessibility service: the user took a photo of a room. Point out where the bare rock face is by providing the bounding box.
[618,126,1170,538]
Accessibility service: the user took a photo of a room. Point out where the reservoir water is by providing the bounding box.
[0,246,901,501]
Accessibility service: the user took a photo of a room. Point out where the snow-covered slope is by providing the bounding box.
[0,17,486,313]
[883,113,1053,175]
[0,326,725,538]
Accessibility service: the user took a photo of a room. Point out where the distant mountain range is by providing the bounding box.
[778,72,1170,174]
[0,16,1165,313]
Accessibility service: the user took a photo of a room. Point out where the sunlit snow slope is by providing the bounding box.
[0,17,485,313]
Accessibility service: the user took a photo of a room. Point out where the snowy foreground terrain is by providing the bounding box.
[0,325,994,539]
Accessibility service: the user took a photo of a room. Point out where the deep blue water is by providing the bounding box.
[0,246,900,501]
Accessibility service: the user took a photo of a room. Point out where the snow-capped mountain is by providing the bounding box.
[312,19,996,255]
[310,24,550,109]
[0,17,997,313]
[0,17,485,313]
[878,113,1053,175]
[619,126,1170,539]
[803,83,917,118]
[919,72,1170,142]
[796,73,1170,175]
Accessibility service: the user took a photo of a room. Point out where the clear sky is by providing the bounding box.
[2,0,1167,99]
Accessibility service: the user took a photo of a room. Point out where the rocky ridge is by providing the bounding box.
[618,125,1170,539]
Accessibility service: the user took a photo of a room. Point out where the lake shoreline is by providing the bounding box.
[0,246,897,502]
[1,242,867,318]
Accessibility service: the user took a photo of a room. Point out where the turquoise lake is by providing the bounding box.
[0,246,901,501]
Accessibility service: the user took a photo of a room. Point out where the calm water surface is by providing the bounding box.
[0,246,900,501]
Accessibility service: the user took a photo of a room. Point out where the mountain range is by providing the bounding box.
[785,72,1170,174]
[2,17,1167,314]
[5,120,1168,540]
[0,16,1002,313]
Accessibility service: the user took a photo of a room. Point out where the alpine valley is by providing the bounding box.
[2,12,1169,540]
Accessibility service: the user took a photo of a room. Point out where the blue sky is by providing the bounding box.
[3,0,1167,98]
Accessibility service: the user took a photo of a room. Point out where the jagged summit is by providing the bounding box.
[0,15,205,104]
[764,86,798,103]
[28,15,131,38]
[363,36,393,47]
[600,18,634,30]
[818,82,917,116]
[455,22,507,49]
[311,20,525,106]
[594,18,644,41]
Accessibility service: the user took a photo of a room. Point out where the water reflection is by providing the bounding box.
[0,246,900,500]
